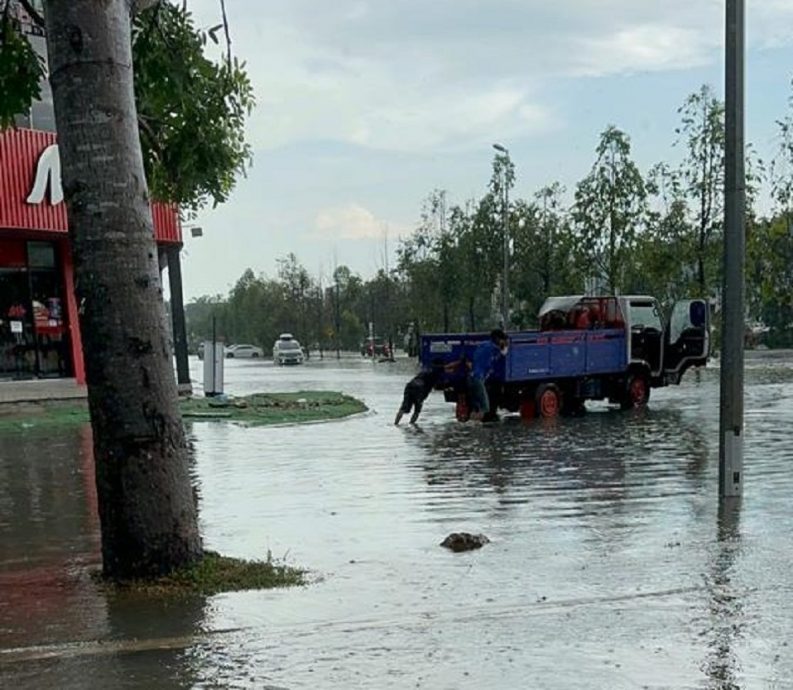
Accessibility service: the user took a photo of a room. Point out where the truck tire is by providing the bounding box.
[536,383,562,418]
[621,372,650,409]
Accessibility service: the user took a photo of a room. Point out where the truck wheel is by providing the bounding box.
[536,384,562,418]
[622,373,650,409]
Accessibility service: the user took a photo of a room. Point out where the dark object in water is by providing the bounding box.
[440,532,490,552]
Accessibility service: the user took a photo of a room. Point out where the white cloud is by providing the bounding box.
[313,203,405,240]
[571,24,715,77]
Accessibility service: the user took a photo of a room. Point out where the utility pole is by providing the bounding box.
[719,0,745,499]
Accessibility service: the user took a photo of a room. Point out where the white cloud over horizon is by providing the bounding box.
[313,203,410,241]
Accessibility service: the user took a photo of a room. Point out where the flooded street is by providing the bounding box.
[2,353,793,688]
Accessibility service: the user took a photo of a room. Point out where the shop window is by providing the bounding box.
[27,241,56,268]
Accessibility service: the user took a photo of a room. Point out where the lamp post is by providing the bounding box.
[719,0,745,499]
[493,143,510,329]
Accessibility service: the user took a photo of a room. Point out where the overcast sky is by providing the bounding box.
[178,0,793,301]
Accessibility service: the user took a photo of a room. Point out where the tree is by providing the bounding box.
[746,83,793,340]
[770,79,793,231]
[573,126,647,295]
[674,85,725,297]
[132,2,253,214]
[43,0,202,578]
[633,163,694,304]
[0,1,46,128]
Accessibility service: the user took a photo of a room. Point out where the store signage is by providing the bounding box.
[0,128,178,243]
[26,144,63,206]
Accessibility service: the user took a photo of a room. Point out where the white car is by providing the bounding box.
[225,343,263,359]
[273,335,304,365]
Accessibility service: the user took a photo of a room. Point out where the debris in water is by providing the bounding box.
[440,533,490,552]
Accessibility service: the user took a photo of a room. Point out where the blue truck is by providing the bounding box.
[419,295,710,419]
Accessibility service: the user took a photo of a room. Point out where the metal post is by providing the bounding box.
[719,0,745,499]
[167,245,191,395]
[211,314,217,396]
[334,283,341,360]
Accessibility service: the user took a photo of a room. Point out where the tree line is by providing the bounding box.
[189,83,793,352]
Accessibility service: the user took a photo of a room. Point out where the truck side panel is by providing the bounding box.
[421,328,626,389]
[506,329,626,382]
[507,333,550,380]
[584,330,628,375]
[421,333,497,386]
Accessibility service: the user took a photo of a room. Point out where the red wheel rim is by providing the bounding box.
[539,389,560,417]
[630,377,647,406]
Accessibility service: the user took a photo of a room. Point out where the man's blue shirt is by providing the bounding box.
[471,340,502,381]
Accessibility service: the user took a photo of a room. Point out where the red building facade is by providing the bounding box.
[0,127,182,384]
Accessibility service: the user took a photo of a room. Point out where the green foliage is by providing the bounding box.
[573,125,647,294]
[132,2,254,213]
[186,255,412,353]
[0,2,44,128]
[674,85,725,296]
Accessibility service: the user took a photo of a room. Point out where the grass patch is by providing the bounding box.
[180,390,367,426]
[0,390,366,433]
[0,400,89,433]
[96,551,306,597]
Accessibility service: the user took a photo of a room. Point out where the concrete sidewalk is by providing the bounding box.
[0,378,86,404]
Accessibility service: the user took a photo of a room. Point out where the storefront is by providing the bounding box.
[0,127,183,384]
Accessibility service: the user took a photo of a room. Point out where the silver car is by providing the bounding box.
[273,335,304,365]
[225,343,264,359]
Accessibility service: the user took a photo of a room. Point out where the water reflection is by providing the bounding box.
[702,498,744,689]
[0,423,207,688]
[406,405,711,518]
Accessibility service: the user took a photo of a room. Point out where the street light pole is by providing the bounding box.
[719,0,745,499]
[493,143,510,329]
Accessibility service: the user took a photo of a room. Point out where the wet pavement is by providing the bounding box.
[1,352,793,688]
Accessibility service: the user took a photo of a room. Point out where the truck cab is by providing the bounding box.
[618,296,709,385]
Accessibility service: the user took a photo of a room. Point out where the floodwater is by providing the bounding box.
[1,353,793,689]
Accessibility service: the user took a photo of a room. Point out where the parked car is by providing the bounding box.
[225,343,263,359]
[360,337,390,358]
[273,335,304,365]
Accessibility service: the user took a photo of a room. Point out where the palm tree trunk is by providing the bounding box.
[45,0,202,579]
